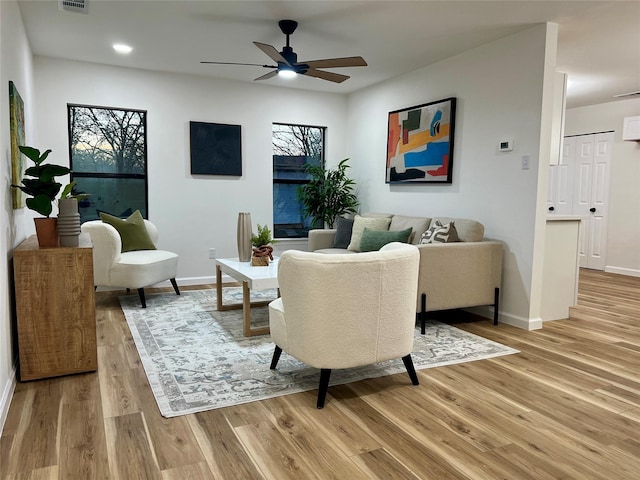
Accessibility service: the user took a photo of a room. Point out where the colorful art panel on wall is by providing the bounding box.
[9,81,26,208]
[386,97,456,184]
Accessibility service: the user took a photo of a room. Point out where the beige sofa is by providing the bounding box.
[308,213,503,332]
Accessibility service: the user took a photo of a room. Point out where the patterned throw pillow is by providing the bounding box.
[419,220,460,244]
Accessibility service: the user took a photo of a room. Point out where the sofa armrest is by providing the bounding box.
[416,241,503,312]
[308,229,337,251]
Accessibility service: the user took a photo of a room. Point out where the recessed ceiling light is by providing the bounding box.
[113,44,133,55]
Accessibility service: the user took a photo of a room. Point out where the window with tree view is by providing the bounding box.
[272,123,325,238]
[68,104,148,223]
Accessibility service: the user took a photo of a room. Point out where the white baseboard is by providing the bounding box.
[0,366,17,436]
[461,305,541,330]
[497,311,543,330]
[605,266,640,278]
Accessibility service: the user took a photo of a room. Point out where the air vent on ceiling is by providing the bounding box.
[613,91,640,98]
[58,0,88,14]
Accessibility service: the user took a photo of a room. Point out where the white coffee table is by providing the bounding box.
[215,257,279,336]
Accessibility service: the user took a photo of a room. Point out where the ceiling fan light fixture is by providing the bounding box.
[278,69,297,79]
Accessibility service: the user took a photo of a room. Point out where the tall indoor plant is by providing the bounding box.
[11,146,71,246]
[297,158,359,228]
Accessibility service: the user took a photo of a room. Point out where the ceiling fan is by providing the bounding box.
[201,19,367,84]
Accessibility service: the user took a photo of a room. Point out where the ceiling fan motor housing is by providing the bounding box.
[278,46,308,74]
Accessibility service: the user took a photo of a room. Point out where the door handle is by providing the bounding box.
[590,207,596,213]
[548,206,555,211]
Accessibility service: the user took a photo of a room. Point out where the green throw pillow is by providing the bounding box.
[359,227,412,252]
[99,210,157,252]
[347,215,392,252]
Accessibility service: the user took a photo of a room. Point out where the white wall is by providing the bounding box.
[33,57,349,282]
[564,97,640,276]
[0,0,36,435]
[346,24,558,329]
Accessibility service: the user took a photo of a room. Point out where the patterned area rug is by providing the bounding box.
[119,289,519,417]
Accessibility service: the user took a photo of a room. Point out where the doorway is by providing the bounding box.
[548,131,614,270]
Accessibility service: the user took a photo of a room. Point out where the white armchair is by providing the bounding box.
[268,242,420,408]
[81,219,179,307]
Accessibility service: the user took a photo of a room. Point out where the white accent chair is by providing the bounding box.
[81,220,180,308]
[268,242,420,408]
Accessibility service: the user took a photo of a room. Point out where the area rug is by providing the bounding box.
[119,289,519,417]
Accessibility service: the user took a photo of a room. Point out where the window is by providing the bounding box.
[67,104,148,223]
[272,123,325,238]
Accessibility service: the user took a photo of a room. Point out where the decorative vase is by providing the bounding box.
[34,217,58,247]
[57,198,81,247]
[237,212,252,262]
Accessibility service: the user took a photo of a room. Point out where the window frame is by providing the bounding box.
[272,122,326,239]
[67,103,149,221]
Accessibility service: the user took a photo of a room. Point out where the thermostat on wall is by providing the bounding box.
[499,139,513,152]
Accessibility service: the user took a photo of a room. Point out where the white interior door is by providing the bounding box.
[569,132,613,270]
[548,136,576,215]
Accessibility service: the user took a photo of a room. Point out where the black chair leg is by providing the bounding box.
[317,369,332,409]
[402,354,420,385]
[170,278,180,296]
[420,293,427,334]
[493,287,500,325]
[270,346,282,370]
[137,288,147,308]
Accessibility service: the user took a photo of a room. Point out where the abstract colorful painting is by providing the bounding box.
[386,97,456,184]
[9,81,26,208]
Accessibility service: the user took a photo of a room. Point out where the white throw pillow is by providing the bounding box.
[347,215,392,252]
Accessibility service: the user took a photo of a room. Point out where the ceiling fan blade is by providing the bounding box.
[301,57,368,69]
[254,70,279,81]
[201,61,275,68]
[253,42,291,66]
[303,69,350,83]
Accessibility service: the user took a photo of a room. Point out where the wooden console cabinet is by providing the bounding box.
[13,234,97,380]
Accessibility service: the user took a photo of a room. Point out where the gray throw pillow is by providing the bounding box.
[359,227,412,252]
[332,217,354,249]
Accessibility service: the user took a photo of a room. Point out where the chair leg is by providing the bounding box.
[170,278,180,296]
[493,287,500,325]
[317,369,332,409]
[137,288,147,308]
[270,346,282,370]
[402,354,419,385]
[420,293,427,334]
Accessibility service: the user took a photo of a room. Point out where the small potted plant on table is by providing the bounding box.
[251,224,276,266]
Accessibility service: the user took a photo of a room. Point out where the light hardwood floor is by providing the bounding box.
[1,269,639,479]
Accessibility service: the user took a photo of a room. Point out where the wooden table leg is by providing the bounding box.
[216,265,223,312]
[242,281,270,337]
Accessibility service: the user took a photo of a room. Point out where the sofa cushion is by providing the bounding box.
[389,215,431,244]
[332,217,354,249]
[99,210,157,252]
[359,227,412,252]
[420,220,460,244]
[347,215,392,252]
[430,217,484,242]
